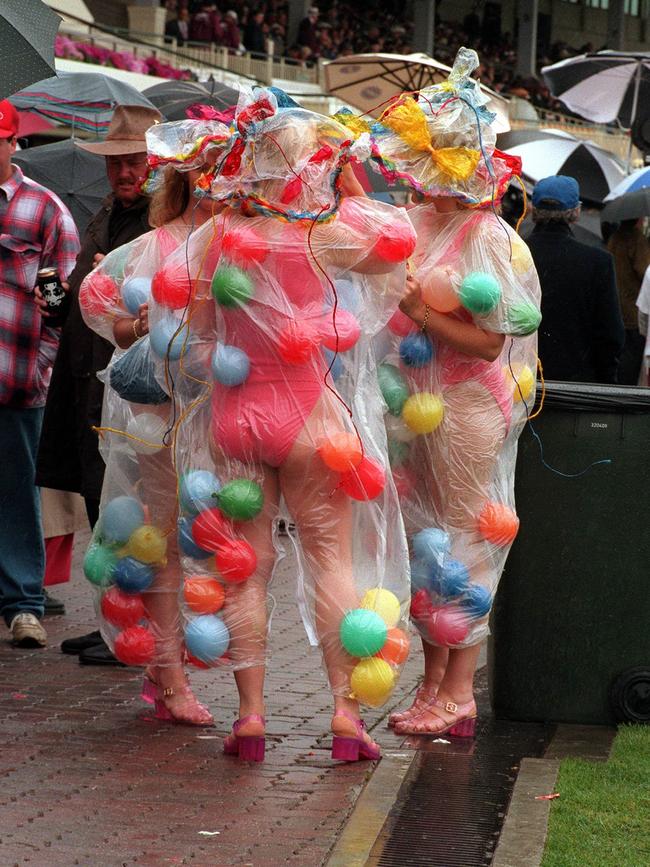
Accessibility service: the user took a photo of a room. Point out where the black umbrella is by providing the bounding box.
[1,0,60,99]
[14,139,109,234]
[601,188,650,223]
[143,80,215,108]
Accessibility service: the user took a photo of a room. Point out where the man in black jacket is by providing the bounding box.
[527,175,624,383]
[35,105,162,664]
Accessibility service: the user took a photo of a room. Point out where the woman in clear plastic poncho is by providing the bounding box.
[143,89,417,762]
[78,120,232,725]
[367,48,541,737]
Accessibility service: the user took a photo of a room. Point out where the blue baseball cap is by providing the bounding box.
[532,175,580,210]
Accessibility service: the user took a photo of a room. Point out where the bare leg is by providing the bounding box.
[388,642,448,726]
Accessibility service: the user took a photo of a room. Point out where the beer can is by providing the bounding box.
[37,267,70,327]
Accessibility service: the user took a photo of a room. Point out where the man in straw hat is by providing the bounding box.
[35,105,162,664]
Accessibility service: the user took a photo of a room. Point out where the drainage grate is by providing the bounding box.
[366,718,551,867]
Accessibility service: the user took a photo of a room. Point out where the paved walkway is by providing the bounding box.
[1,530,424,867]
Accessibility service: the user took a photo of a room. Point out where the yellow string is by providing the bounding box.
[528,356,545,421]
[514,175,528,236]
[91,424,170,450]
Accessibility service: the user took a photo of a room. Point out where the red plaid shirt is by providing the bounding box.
[0,166,80,408]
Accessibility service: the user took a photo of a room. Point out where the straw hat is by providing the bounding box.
[78,105,162,155]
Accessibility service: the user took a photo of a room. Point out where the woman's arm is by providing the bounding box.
[400,274,505,362]
[113,303,149,349]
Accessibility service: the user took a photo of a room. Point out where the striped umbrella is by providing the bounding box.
[496,128,625,204]
[542,51,650,127]
[10,71,156,135]
[604,165,650,202]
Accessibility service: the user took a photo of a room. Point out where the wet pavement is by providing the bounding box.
[0,529,425,866]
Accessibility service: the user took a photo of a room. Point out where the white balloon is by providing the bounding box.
[126,412,168,454]
[384,412,418,442]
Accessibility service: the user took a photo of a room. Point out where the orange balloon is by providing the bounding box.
[376,627,410,665]
[183,576,225,614]
[478,502,519,546]
[319,431,363,472]
[421,266,461,313]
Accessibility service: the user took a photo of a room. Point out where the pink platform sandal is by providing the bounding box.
[141,674,214,726]
[331,710,382,762]
[223,714,266,762]
[387,686,437,728]
[394,696,477,738]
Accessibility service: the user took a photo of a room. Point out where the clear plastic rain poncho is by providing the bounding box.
[369,48,542,648]
[79,92,417,709]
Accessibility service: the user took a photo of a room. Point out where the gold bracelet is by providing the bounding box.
[420,304,431,333]
[132,318,141,340]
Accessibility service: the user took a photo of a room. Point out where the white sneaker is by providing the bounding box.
[10,612,47,647]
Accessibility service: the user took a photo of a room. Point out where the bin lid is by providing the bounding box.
[538,381,650,413]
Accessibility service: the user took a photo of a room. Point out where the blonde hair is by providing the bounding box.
[148,166,190,227]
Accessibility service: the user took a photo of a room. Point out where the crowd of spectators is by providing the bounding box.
[161,0,591,111]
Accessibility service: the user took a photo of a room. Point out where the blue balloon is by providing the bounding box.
[113,556,155,594]
[100,496,145,545]
[399,333,434,367]
[211,344,250,386]
[460,584,492,618]
[179,470,221,515]
[322,347,344,380]
[185,615,230,663]
[150,317,189,361]
[121,277,151,315]
[410,559,433,593]
[412,528,451,564]
[178,517,212,559]
[430,558,470,599]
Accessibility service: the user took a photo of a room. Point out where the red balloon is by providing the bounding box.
[114,625,156,666]
[373,223,417,263]
[393,466,417,498]
[191,508,233,553]
[478,502,519,546]
[185,650,210,670]
[340,455,386,500]
[222,226,269,266]
[410,588,434,621]
[388,308,417,337]
[427,606,470,646]
[101,586,146,628]
[277,322,320,364]
[79,272,118,316]
[215,538,257,583]
[320,309,361,352]
[151,264,193,310]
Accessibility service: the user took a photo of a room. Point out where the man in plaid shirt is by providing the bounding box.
[0,99,80,647]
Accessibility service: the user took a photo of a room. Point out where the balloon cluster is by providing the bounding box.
[318,432,387,501]
[83,495,170,666]
[339,588,409,706]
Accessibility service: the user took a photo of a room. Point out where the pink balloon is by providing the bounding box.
[320,308,361,352]
[388,308,417,337]
[427,606,470,646]
[421,267,461,313]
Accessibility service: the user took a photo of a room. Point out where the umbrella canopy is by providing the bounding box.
[143,80,217,108]
[1,1,60,100]
[13,138,109,234]
[604,165,650,201]
[324,52,511,132]
[542,51,650,127]
[10,71,156,134]
[601,188,650,223]
[496,128,626,204]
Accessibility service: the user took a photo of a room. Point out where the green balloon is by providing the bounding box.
[217,479,264,521]
[459,271,501,315]
[507,301,541,336]
[340,609,387,657]
[388,438,410,468]
[378,363,409,416]
[83,544,117,587]
[211,265,254,307]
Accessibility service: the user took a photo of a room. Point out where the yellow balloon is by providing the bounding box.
[402,392,444,434]
[350,658,396,707]
[361,587,401,628]
[126,524,167,564]
[504,363,535,403]
[511,239,533,276]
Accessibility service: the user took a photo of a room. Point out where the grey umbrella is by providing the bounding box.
[601,188,650,223]
[14,139,109,234]
[1,1,60,99]
[144,80,239,120]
